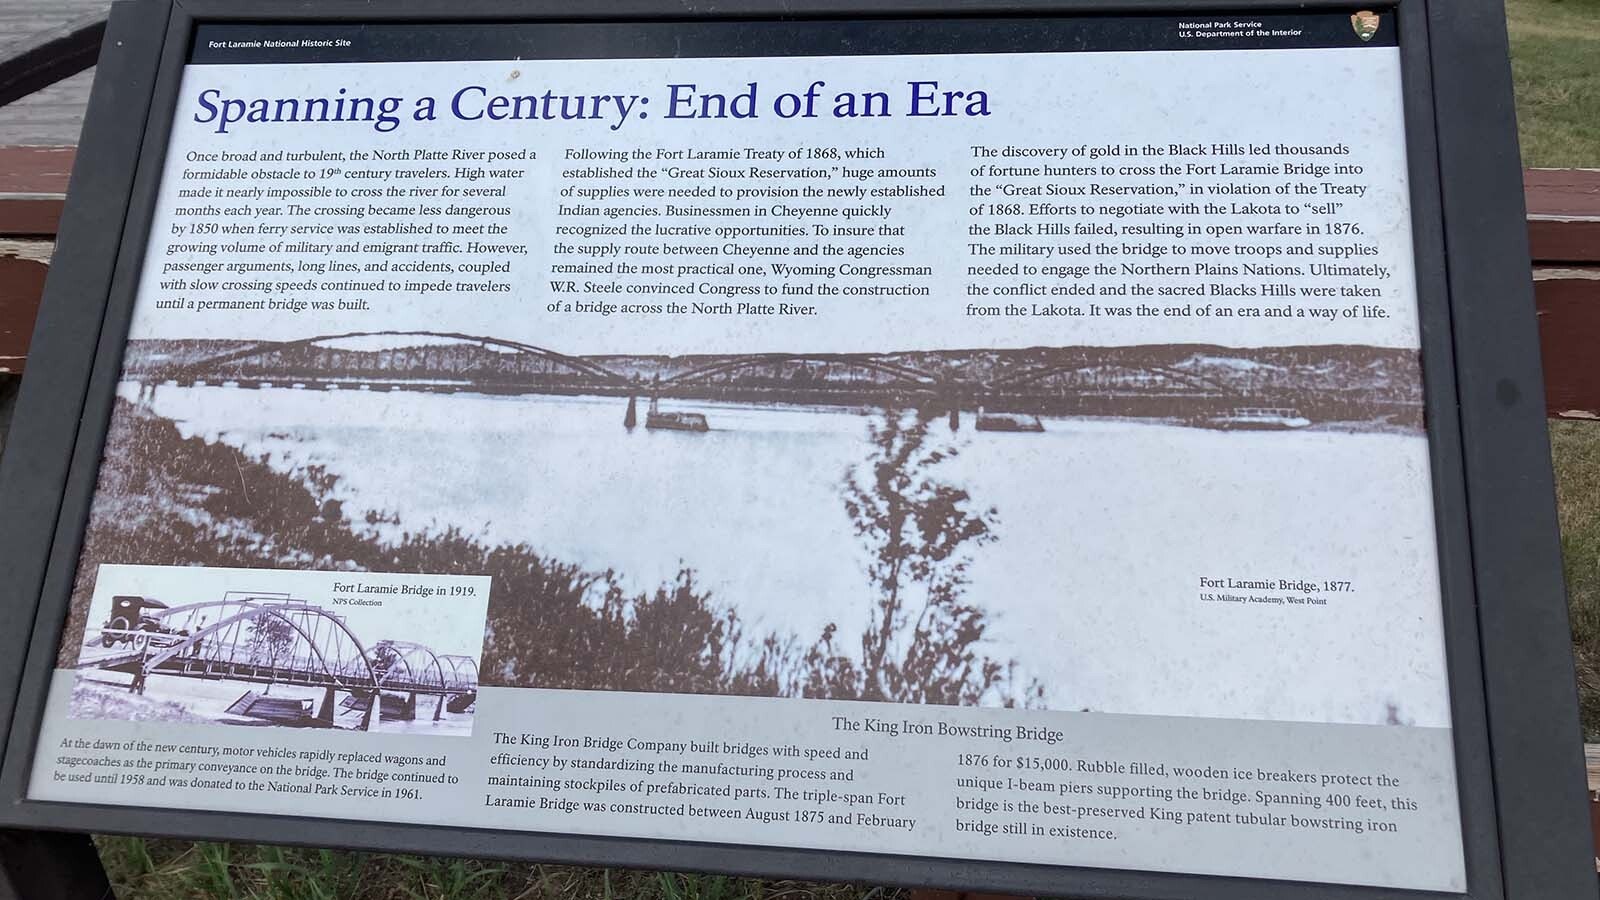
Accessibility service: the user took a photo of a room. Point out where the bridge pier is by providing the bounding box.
[402,692,417,721]
[434,693,444,721]
[360,694,380,732]
[316,686,336,725]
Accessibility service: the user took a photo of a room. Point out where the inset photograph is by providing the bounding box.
[70,565,489,736]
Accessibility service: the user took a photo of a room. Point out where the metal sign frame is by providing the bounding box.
[0,0,1589,897]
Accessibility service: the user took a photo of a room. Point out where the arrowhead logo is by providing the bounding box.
[1351,10,1381,41]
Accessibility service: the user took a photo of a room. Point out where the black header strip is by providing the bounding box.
[190,11,1397,66]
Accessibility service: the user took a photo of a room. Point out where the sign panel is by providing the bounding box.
[2,4,1584,897]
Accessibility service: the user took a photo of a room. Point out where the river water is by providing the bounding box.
[121,383,1452,728]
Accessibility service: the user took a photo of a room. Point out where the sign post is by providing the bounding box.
[0,829,109,900]
[1,1,1590,897]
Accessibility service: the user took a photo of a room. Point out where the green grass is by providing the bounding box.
[1508,0,1600,166]
[82,3,1600,896]
[96,837,901,900]
[1513,0,1600,740]
[1553,421,1600,739]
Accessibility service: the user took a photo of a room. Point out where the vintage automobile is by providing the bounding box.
[99,595,176,647]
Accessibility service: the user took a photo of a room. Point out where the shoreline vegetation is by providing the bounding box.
[62,399,1040,709]
[70,674,212,725]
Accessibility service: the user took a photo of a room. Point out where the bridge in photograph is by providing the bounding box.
[73,594,479,730]
[124,330,954,400]
[112,331,1428,429]
[112,330,1331,419]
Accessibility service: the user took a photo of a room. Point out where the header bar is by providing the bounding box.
[190,12,1397,65]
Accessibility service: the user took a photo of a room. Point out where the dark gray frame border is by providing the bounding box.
[0,0,168,760]
[1424,3,1594,897]
[0,1,1588,898]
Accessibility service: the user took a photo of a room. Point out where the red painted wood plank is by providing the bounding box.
[1535,267,1600,420]
[1526,168,1600,219]
[1529,219,1600,266]
[1526,168,1600,264]
[0,247,48,374]
[0,144,70,236]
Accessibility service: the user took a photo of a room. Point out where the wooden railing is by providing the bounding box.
[1526,168,1600,419]
[0,146,67,374]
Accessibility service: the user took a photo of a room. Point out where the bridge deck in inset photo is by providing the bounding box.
[74,595,478,732]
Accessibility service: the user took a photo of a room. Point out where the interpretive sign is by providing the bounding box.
[0,1,1590,898]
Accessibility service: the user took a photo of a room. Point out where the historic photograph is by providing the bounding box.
[56,333,1442,727]
[68,565,484,736]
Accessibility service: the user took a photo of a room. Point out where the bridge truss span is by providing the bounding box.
[438,654,480,694]
[77,591,480,731]
[115,333,1413,428]
[660,353,944,393]
[159,330,634,392]
[122,597,382,693]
